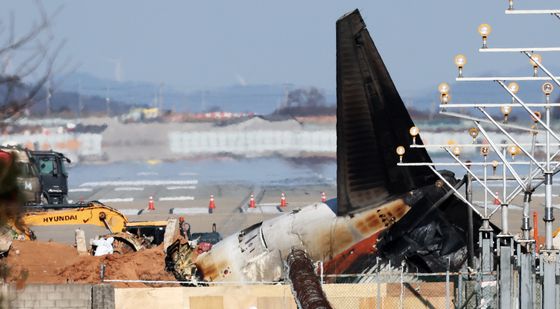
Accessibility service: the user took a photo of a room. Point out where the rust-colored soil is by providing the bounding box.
[3,240,175,287]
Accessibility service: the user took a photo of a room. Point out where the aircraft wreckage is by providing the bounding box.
[166,9,494,284]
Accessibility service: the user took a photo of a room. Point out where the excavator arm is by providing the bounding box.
[21,201,128,234]
[11,201,172,254]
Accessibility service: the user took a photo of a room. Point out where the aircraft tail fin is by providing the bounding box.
[336,10,433,216]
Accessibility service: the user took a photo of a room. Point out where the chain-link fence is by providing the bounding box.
[104,270,499,309]
[320,270,499,309]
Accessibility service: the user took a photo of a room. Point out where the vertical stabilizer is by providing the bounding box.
[336,10,433,215]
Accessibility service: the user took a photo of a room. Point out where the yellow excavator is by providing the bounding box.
[11,201,170,253]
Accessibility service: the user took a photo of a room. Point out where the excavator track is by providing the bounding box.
[112,238,137,254]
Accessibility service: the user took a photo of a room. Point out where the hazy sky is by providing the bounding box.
[4,0,560,97]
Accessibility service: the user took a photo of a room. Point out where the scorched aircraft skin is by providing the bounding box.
[165,9,488,283]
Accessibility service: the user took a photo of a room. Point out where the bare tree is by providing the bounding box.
[0,1,65,123]
[283,87,326,108]
[274,87,334,116]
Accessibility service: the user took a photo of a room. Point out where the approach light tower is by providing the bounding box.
[396,2,560,308]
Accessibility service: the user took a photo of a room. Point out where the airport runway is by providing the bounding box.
[33,159,337,244]
[30,158,560,246]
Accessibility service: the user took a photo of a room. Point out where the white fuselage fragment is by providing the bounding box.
[194,199,409,283]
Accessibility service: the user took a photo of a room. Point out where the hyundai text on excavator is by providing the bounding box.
[11,201,170,254]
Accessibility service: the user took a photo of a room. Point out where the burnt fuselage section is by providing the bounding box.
[166,178,460,283]
[168,197,410,283]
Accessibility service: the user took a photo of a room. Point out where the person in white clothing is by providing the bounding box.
[92,236,114,256]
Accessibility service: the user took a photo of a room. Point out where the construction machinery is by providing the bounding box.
[0,146,42,205]
[29,150,71,205]
[120,107,161,123]
[0,146,74,206]
[11,201,169,253]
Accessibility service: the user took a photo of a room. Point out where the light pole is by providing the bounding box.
[397,4,560,307]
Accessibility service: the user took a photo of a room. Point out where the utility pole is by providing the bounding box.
[158,83,164,111]
[77,80,82,119]
[46,79,51,118]
[105,86,111,117]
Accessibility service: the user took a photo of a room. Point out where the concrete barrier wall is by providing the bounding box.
[115,282,453,309]
[169,129,536,156]
[115,285,296,309]
[9,284,93,309]
[2,133,103,158]
[4,284,114,309]
[169,130,336,155]
[0,282,451,308]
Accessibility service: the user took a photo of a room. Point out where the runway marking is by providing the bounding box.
[69,188,93,193]
[532,193,559,197]
[257,203,279,206]
[472,201,522,210]
[115,187,145,191]
[80,180,198,187]
[473,201,491,205]
[120,209,143,216]
[171,207,208,215]
[159,196,195,201]
[98,198,134,203]
[243,206,282,214]
[166,186,196,190]
[137,172,159,176]
[179,172,198,176]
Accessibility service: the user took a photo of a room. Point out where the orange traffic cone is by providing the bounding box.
[249,193,256,208]
[148,196,155,211]
[209,195,216,214]
[280,192,287,207]
[321,192,327,203]
[493,192,501,205]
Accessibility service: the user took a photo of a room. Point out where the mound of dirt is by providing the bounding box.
[3,240,175,287]
[58,245,175,287]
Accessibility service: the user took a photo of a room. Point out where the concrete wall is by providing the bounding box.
[115,282,453,309]
[3,133,103,160]
[169,130,336,156]
[9,284,93,309]
[4,284,114,309]
[115,285,297,309]
[0,282,451,309]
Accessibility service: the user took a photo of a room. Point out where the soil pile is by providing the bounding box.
[3,240,175,287]
[58,244,175,287]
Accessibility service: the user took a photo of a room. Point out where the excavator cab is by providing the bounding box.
[30,150,71,205]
